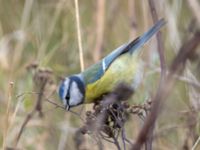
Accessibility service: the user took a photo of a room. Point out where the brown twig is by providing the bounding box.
[170,32,200,73]
[113,135,121,150]
[14,79,47,147]
[141,1,166,149]
[192,136,200,150]
[131,32,200,150]
[45,98,84,121]
[14,68,53,147]
[121,126,127,150]
[3,82,14,149]
[148,0,166,76]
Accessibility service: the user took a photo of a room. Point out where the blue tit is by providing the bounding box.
[59,19,165,110]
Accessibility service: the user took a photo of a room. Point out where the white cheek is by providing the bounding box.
[61,78,70,100]
[69,82,83,106]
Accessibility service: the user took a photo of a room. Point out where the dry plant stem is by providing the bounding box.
[170,32,200,72]
[144,1,166,149]
[132,32,200,150]
[148,0,166,76]
[95,134,104,150]
[93,0,105,62]
[3,82,14,149]
[111,132,121,150]
[187,0,200,26]
[121,127,127,150]
[45,98,84,121]
[74,0,86,138]
[144,125,154,150]
[74,0,84,71]
[15,110,35,146]
[192,135,200,150]
[16,92,42,99]
[14,78,47,147]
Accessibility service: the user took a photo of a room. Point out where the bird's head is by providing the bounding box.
[58,75,85,110]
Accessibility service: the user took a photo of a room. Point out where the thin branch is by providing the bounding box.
[121,127,127,150]
[16,92,42,99]
[100,133,115,144]
[170,32,200,73]
[14,110,35,147]
[148,0,166,76]
[192,135,200,150]
[187,0,200,26]
[14,78,47,147]
[3,82,14,150]
[113,135,121,150]
[136,1,166,149]
[45,98,84,122]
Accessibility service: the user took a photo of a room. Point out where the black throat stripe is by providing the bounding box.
[66,79,72,106]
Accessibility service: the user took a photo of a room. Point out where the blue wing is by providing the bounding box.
[82,19,165,84]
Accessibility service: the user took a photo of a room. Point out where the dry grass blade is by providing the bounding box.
[192,135,200,150]
[3,82,14,150]
[74,0,84,71]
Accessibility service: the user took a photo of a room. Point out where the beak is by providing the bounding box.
[65,104,70,111]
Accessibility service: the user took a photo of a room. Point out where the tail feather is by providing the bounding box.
[128,18,166,54]
[96,19,166,75]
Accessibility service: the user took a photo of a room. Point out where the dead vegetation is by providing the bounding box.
[1,0,200,150]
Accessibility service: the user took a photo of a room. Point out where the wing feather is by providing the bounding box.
[82,19,165,84]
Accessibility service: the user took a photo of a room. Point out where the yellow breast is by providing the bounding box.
[85,54,141,103]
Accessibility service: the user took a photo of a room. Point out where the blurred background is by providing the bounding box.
[0,0,200,149]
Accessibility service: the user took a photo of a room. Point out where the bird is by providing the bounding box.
[58,19,165,110]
